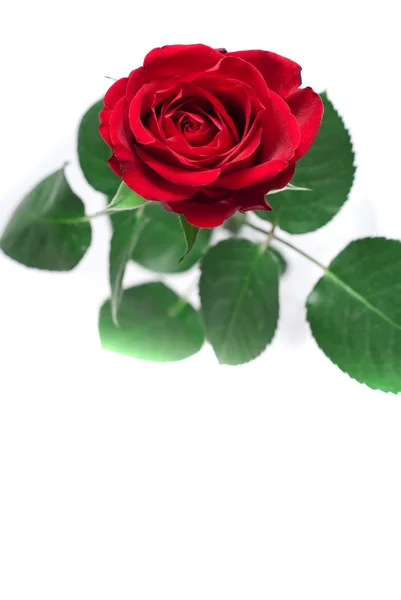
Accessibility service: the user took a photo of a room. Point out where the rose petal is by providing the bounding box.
[286,87,324,159]
[228,50,301,97]
[99,107,112,145]
[104,78,128,109]
[126,67,148,101]
[143,44,223,78]
[128,82,160,145]
[121,156,195,201]
[216,159,288,190]
[135,146,221,186]
[108,155,122,176]
[237,164,295,212]
[186,55,271,107]
[258,92,301,162]
[164,196,238,228]
[109,97,135,162]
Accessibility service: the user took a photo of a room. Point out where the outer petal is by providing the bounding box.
[164,196,238,228]
[206,55,271,107]
[216,159,288,190]
[286,87,324,160]
[104,78,128,109]
[143,44,223,78]
[227,50,301,97]
[237,164,296,212]
[126,67,148,101]
[99,107,112,145]
[135,146,221,186]
[258,92,301,162]
[121,156,195,202]
[109,98,135,162]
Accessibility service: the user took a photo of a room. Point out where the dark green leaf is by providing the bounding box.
[179,215,199,262]
[78,99,120,195]
[223,213,247,234]
[269,247,287,276]
[0,169,91,271]
[257,93,355,233]
[99,282,205,362]
[200,239,279,364]
[129,203,211,273]
[307,237,401,393]
[108,181,148,211]
[109,208,147,326]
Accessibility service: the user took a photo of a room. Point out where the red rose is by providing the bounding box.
[100,44,323,228]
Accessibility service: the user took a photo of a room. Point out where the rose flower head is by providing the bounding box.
[100,44,323,227]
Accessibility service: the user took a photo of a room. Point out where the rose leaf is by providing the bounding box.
[109,207,148,326]
[307,237,401,393]
[123,203,211,273]
[178,215,200,263]
[199,239,279,364]
[108,181,148,211]
[78,99,120,195]
[257,93,355,233]
[0,168,91,271]
[99,282,205,362]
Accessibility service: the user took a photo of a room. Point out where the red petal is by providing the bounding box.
[109,98,135,162]
[286,87,324,160]
[143,44,222,78]
[206,55,271,106]
[126,67,147,101]
[99,124,111,146]
[135,146,221,186]
[164,197,238,228]
[99,107,112,145]
[258,92,300,162]
[104,78,128,109]
[227,50,301,97]
[237,164,296,212]
[216,159,288,190]
[128,81,168,146]
[108,155,122,176]
[121,156,195,201]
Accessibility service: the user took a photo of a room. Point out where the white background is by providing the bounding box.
[1,1,401,598]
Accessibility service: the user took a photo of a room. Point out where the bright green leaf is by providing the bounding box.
[0,169,91,271]
[108,181,148,211]
[199,239,279,365]
[99,282,205,362]
[307,237,401,393]
[109,208,147,326]
[78,99,120,195]
[129,203,211,273]
[257,93,355,233]
[179,215,199,262]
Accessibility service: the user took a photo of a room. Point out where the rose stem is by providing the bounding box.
[245,222,328,271]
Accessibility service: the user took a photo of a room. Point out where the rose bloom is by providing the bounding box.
[100,44,323,227]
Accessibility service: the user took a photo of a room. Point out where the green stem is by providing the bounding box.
[42,206,140,225]
[246,222,328,271]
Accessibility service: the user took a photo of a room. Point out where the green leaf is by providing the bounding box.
[99,282,205,362]
[179,215,199,262]
[269,246,287,276]
[108,181,148,211]
[307,237,401,393]
[109,207,147,326]
[199,239,279,365]
[78,99,120,195]
[223,213,247,234]
[257,93,355,233]
[0,169,91,271]
[129,203,211,273]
